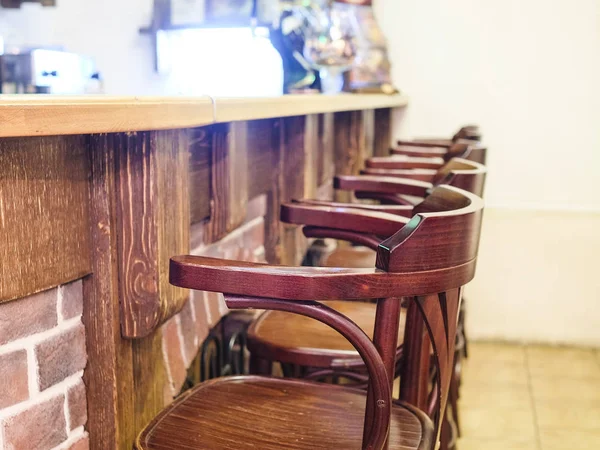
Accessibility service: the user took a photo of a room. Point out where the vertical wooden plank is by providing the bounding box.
[189,127,212,224]
[333,110,367,203]
[263,120,283,264]
[203,122,249,244]
[228,121,249,230]
[112,128,190,442]
[115,132,159,338]
[279,115,307,266]
[373,108,392,157]
[205,123,229,243]
[84,134,134,450]
[363,109,375,160]
[303,114,320,199]
[246,119,280,199]
[318,113,335,187]
[116,129,190,338]
[155,129,191,325]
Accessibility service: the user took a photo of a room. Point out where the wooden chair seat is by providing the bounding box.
[136,376,433,450]
[322,246,377,268]
[248,301,406,367]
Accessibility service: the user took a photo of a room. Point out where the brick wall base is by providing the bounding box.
[0,281,88,450]
[162,208,267,398]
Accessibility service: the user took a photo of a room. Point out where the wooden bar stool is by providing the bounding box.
[368,141,487,174]
[248,160,486,449]
[396,125,482,149]
[136,185,484,450]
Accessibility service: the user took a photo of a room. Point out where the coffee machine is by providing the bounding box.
[0,48,101,94]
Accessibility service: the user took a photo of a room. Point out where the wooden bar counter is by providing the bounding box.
[0,93,407,450]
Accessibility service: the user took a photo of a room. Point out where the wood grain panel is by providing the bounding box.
[116,130,190,339]
[83,134,135,450]
[189,128,212,224]
[363,109,375,160]
[246,119,280,200]
[205,123,229,243]
[303,114,320,200]
[279,116,307,266]
[228,122,248,231]
[0,136,91,302]
[132,331,167,446]
[333,110,367,203]
[318,113,335,186]
[373,108,392,157]
[155,130,191,327]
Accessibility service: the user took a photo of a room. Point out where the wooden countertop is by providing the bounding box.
[0,93,408,138]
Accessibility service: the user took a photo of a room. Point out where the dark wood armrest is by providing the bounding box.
[361,168,437,183]
[390,145,448,158]
[280,202,408,237]
[293,198,414,216]
[366,156,444,170]
[396,139,452,149]
[335,175,432,197]
[169,255,470,299]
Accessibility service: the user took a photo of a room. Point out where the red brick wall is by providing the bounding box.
[0,281,88,450]
[162,208,267,398]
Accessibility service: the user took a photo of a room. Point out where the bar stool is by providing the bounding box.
[247,159,486,449]
[136,185,484,450]
[396,125,482,148]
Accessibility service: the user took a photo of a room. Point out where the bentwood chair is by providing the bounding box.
[245,159,486,449]
[136,185,484,450]
[396,125,481,149]
[368,141,487,176]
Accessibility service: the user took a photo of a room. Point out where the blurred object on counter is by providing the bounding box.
[0,49,101,94]
[156,26,283,97]
[302,0,357,94]
[270,2,320,94]
[1,0,55,7]
[335,0,397,93]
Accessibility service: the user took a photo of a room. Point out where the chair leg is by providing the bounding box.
[460,298,469,359]
[249,354,272,375]
[450,369,461,437]
[440,414,452,450]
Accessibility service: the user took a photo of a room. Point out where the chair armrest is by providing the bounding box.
[280,202,408,238]
[390,145,448,158]
[293,199,414,217]
[335,175,432,197]
[366,156,445,170]
[396,139,452,149]
[361,168,437,183]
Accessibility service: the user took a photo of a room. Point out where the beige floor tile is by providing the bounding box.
[458,437,538,450]
[527,345,600,379]
[460,384,532,410]
[469,342,527,364]
[462,359,529,387]
[461,406,537,440]
[535,399,600,431]
[539,429,600,450]
[530,376,600,402]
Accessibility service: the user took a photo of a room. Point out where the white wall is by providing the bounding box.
[375,0,600,346]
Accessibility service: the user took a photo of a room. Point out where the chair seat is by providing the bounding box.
[136,376,433,450]
[247,300,406,367]
[322,246,377,268]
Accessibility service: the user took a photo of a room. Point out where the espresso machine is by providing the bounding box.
[0,48,101,94]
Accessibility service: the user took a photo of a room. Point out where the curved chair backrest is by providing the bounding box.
[445,141,487,164]
[452,125,481,142]
[376,185,484,445]
[431,158,487,197]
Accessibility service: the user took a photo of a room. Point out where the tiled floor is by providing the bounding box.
[457,342,600,449]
